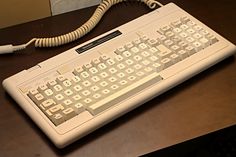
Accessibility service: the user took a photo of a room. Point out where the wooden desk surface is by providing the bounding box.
[0,0,236,156]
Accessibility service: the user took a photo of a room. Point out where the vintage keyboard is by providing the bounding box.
[3,3,236,148]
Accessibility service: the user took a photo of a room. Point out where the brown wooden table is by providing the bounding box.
[0,0,236,156]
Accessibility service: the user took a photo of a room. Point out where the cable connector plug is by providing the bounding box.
[0,44,26,54]
[0,45,14,54]
[0,39,36,54]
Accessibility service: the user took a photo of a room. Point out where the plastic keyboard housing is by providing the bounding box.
[3,3,236,148]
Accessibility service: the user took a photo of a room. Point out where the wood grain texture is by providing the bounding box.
[0,1,236,156]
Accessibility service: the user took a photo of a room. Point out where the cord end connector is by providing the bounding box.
[0,44,27,54]
[0,45,14,54]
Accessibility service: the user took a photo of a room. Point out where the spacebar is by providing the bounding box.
[87,73,162,115]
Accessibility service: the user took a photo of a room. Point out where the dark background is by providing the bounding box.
[0,0,236,156]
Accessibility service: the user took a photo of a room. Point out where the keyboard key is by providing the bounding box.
[178,50,189,59]
[44,89,54,97]
[186,28,195,34]
[100,72,109,79]
[122,51,132,58]
[140,35,149,41]
[92,58,101,66]
[73,103,85,114]
[32,93,45,105]
[186,20,196,26]
[117,63,126,70]
[161,58,173,69]
[97,63,107,70]
[81,90,91,96]
[62,108,77,120]
[51,113,64,125]
[160,25,171,33]
[106,59,116,66]
[171,45,181,52]
[55,94,64,102]
[73,66,84,75]
[47,80,57,87]
[149,47,159,54]
[46,104,64,116]
[83,63,92,70]
[64,89,73,96]
[91,76,101,83]
[133,64,143,70]
[87,73,162,115]
[179,32,188,38]
[62,80,72,88]
[90,86,100,92]
[186,37,195,43]
[28,88,38,97]
[152,63,162,72]
[41,99,56,109]
[194,25,203,31]
[114,55,124,62]
[53,85,63,92]
[193,33,202,39]
[171,20,182,27]
[165,31,175,38]
[149,56,159,62]
[172,36,181,44]
[100,54,110,61]
[170,54,181,63]
[125,42,134,49]
[180,24,189,30]
[73,85,83,92]
[199,37,210,47]
[38,84,48,92]
[164,40,174,47]
[63,99,73,106]
[89,67,99,74]
[158,35,167,43]
[186,46,197,55]
[178,41,188,49]
[192,41,203,51]
[81,71,90,79]
[138,43,148,50]
[100,81,109,87]
[115,46,126,54]
[132,38,141,45]
[56,75,66,82]
[125,59,134,66]
[72,95,82,101]
[206,34,219,44]
[147,39,158,46]
[173,28,182,34]
[157,45,172,58]
[133,55,143,62]
[180,16,191,23]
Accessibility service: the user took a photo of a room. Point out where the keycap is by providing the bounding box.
[100,54,110,61]
[160,25,171,33]
[87,73,162,115]
[161,58,173,69]
[73,103,85,114]
[51,113,64,125]
[46,104,64,116]
[62,108,77,120]
[115,46,126,54]
[41,99,56,109]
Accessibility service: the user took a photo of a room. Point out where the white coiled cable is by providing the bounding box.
[0,0,163,54]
